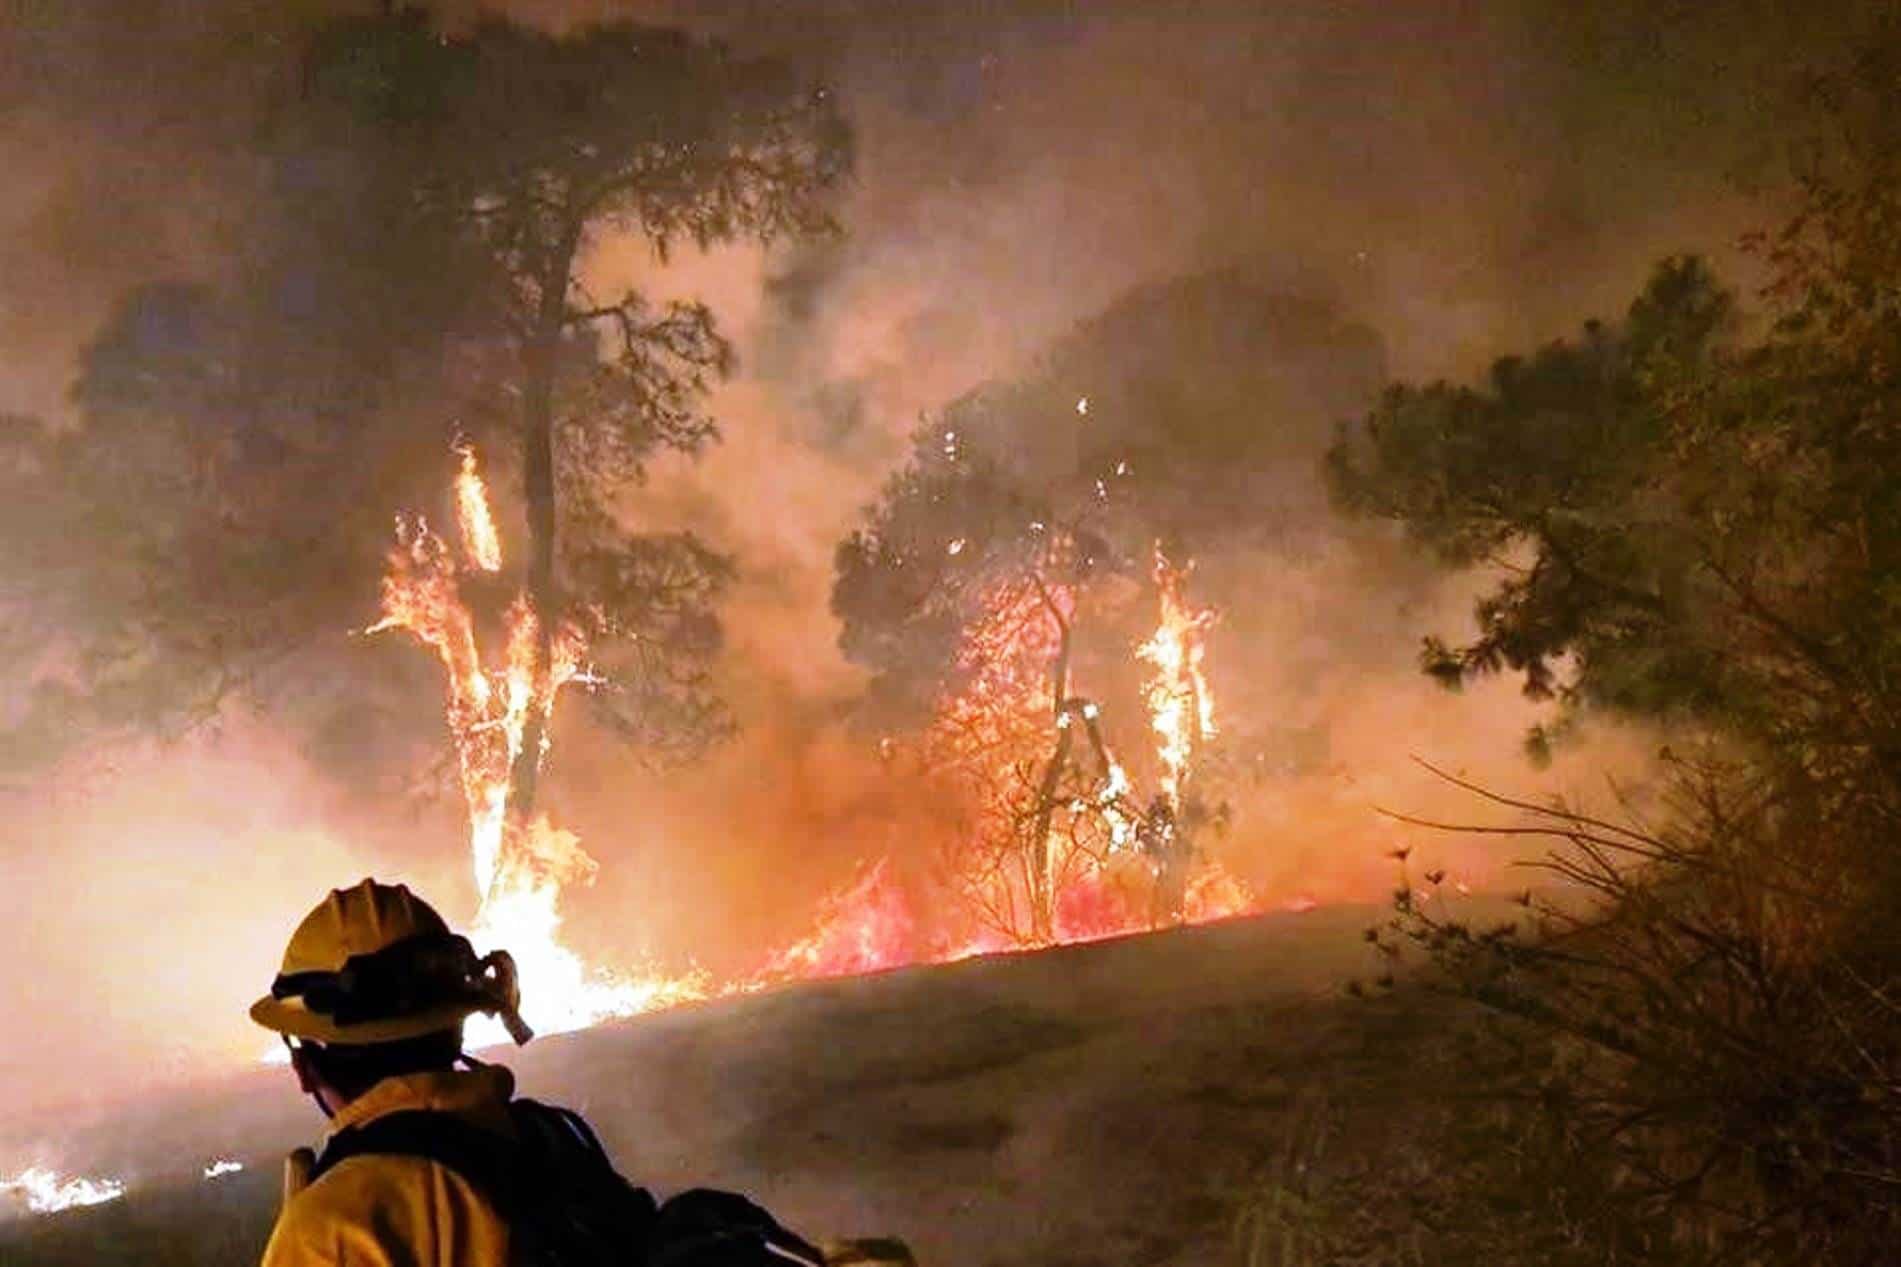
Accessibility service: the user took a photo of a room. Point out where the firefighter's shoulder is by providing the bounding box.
[262,1148,507,1267]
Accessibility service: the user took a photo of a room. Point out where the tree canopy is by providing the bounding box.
[1328,40,1901,780]
[833,270,1385,728]
[1332,39,1901,1262]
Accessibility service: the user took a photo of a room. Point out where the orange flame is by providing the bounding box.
[1137,545,1217,807]
[453,440,504,574]
[763,553,1254,973]
[360,454,1257,1041]
[244,457,1274,1072]
[756,858,918,983]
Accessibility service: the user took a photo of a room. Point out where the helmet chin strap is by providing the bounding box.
[284,1035,339,1120]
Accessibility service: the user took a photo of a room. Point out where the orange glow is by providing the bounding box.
[756,858,918,983]
[760,552,1254,973]
[361,452,1254,1042]
[1182,858,1255,922]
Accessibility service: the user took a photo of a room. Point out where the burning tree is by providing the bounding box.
[831,455,1233,947]
[368,443,707,1039]
[908,542,1237,946]
[0,11,848,1032]
[298,10,849,819]
[916,565,1127,944]
[1134,547,1223,923]
[832,274,1384,943]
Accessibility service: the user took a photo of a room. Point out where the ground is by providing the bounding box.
[0,904,1456,1266]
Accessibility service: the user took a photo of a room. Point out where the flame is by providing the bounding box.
[1137,545,1217,807]
[460,818,709,1047]
[756,858,917,983]
[1097,754,1137,848]
[1182,859,1255,922]
[203,1159,244,1180]
[1,1167,125,1215]
[453,439,503,573]
[371,444,702,1044]
[763,551,1254,970]
[350,454,1254,1045]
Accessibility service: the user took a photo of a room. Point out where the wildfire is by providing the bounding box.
[370,444,703,1044]
[0,1167,125,1216]
[344,451,1253,1053]
[761,543,1254,970]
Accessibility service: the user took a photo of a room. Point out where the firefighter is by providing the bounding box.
[250,879,896,1267]
[248,878,535,1267]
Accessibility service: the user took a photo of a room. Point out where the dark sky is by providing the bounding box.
[0,0,1886,1115]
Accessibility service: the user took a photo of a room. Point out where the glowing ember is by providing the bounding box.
[370,443,700,1043]
[1,1167,125,1215]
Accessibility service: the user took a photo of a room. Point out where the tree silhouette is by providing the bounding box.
[300,9,850,816]
[0,9,849,784]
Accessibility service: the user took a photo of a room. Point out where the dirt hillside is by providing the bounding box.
[2,904,1444,1266]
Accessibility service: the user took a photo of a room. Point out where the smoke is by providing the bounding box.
[542,0,1801,966]
[0,0,1885,1115]
[0,721,472,1109]
[0,1,326,423]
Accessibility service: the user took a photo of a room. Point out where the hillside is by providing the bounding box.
[0,904,1453,1266]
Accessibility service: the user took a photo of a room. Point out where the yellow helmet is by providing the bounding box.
[250,879,530,1046]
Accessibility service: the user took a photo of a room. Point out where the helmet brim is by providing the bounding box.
[249,994,478,1046]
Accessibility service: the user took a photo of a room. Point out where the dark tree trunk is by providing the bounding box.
[1024,588,1074,943]
[507,225,581,831]
[1027,719,1074,943]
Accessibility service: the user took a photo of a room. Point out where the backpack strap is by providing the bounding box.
[310,1109,523,1214]
[509,1098,612,1167]
[311,1105,828,1267]
[310,1105,660,1249]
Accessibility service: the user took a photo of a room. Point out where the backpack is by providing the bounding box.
[309,1098,827,1267]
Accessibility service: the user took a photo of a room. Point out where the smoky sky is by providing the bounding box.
[0,0,1888,1121]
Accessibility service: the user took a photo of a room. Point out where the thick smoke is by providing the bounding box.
[0,0,1884,1115]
